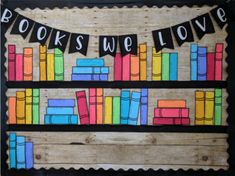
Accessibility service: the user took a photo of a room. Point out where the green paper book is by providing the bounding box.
[54,48,64,81]
[32,89,40,124]
[162,53,170,80]
[214,89,222,125]
[113,96,121,124]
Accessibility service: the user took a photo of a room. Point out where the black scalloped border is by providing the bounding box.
[1,0,235,176]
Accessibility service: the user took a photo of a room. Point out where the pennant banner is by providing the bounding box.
[0,4,233,56]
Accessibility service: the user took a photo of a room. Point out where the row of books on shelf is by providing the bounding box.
[9,133,34,169]
[190,43,224,81]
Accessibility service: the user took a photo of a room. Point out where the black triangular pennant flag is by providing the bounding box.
[172,21,194,46]
[1,5,18,30]
[10,15,35,39]
[152,28,174,52]
[210,5,228,29]
[69,33,89,55]
[119,34,138,56]
[29,22,52,45]
[99,36,118,57]
[48,29,70,52]
[191,13,215,39]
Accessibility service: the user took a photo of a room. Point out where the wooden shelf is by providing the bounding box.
[6,81,227,89]
[7,124,227,133]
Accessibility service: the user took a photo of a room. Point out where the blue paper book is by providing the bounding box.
[190,44,198,80]
[120,90,130,124]
[9,133,16,168]
[197,47,207,80]
[169,53,178,80]
[48,99,75,107]
[76,59,104,66]
[44,115,78,124]
[140,89,148,125]
[72,67,109,74]
[72,74,108,81]
[46,107,74,115]
[93,74,108,81]
[26,142,33,169]
[16,136,26,169]
[128,92,141,125]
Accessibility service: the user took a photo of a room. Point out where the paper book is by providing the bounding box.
[76,58,104,66]
[122,54,131,81]
[157,100,186,108]
[215,43,224,80]
[46,107,74,115]
[140,89,148,125]
[9,133,16,168]
[76,91,89,124]
[48,99,75,107]
[214,89,222,125]
[71,74,108,81]
[169,53,178,80]
[47,53,55,81]
[89,88,97,124]
[25,142,33,169]
[39,45,47,81]
[114,53,122,81]
[120,90,130,124]
[8,44,16,81]
[152,47,161,80]
[16,91,25,124]
[113,96,121,124]
[154,108,189,118]
[72,67,109,74]
[23,48,33,81]
[8,97,16,124]
[197,47,207,80]
[139,43,147,81]
[104,96,112,124]
[190,44,198,80]
[16,136,26,169]
[153,117,190,125]
[195,91,205,125]
[205,91,215,125]
[54,48,64,81]
[25,89,33,124]
[162,53,170,81]
[15,53,23,81]
[130,54,140,81]
[207,52,215,80]
[96,88,103,124]
[32,89,40,124]
[44,115,78,124]
[128,91,141,125]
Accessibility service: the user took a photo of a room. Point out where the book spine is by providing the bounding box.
[96,88,103,124]
[153,117,174,125]
[197,47,207,80]
[162,53,170,80]
[215,43,224,80]
[47,107,74,115]
[54,48,64,81]
[152,48,162,80]
[214,89,222,125]
[154,108,189,118]
[169,53,178,80]
[195,91,205,125]
[15,53,23,81]
[190,44,198,80]
[122,54,131,81]
[48,99,75,107]
[140,88,148,125]
[72,67,109,74]
[207,52,215,80]
[71,74,92,81]
[8,97,16,124]
[157,100,186,108]
[23,48,33,81]
[131,54,140,81]
[47,53,55,81]
[8,44,16,81]
[16,91,25,124]
[9,133,16,168]
[128,91,141,125]
[205,91,215,125]
[16,136,26,169]
[114,53,122,81]
[120,90,130,124]
[113,96,121,124]
[25,142,33,169]
[44,115,78,124]
[76,91,89,124]
[32,89,40,124]
[39,45,47,81]
[139,43,147,81]
[89,88,97,124]
[76,58,104,66]
[104,96,113,124]
[25,89,32,124]
[94,67,109,74]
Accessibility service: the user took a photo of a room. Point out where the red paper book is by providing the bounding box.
[215,43,224,80]
[153,117,190,125]
[15,54,23,81]
[8,45,16,81]
[114,53,122,81]
[122,54,131,81]
[207,52,215,80]
[154,108,189,118]
[89,88,96,124]
[76,91,89,124]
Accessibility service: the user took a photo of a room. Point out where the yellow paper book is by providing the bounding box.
[205,91,215,125]
[195,91,205,125]
[39,45,47,81]
[104,96,112,124]
[25,89,32,124]
[16,91,26,124]
[47,53,55,81]
[152,47,161,80]
[139,43,147,81]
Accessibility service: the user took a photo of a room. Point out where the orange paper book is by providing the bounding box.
[195,91,205,125]
[130,53,140,81]
[16,91,26,124]
[157,100,186,108]
[8,97,16,124]
[139,43,147,80]
[39,45,47,81]
[96,88,103,124]
[23,48,33,81]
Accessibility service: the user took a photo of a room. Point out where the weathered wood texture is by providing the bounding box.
[4,6,227,81]
[8,132,229,170]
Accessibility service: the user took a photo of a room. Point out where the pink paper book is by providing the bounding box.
[76,91,89,125]
[114,53,122,81]
[122,54,131,81]
[154,108,189,118]
[8,45,16,81]
[174,118,190,125]
[207,52,215,80]
[89,88,97,124]
[15,54,24,81]
[215,43,224,80]
[153,117,174,125]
